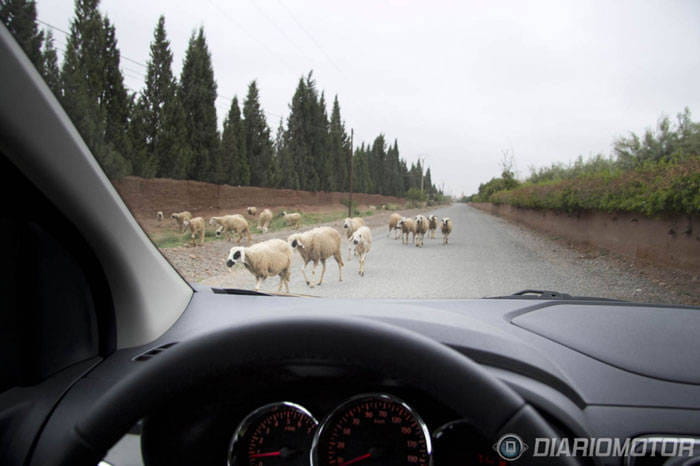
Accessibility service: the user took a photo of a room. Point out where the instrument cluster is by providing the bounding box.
[227,393,500,466]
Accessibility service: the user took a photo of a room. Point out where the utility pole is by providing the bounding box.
[348,128,354,217]
[419,156,426,193]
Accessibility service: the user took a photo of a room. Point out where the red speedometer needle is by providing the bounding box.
[250,451,282,458]
[339,453,372,465]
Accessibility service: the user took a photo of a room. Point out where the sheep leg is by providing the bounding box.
[316,259,327,286]
[359,253,365,276]
[335,254,343,282]
[347,244,353,261]
[255,276,263,291]
[300,262,313,287]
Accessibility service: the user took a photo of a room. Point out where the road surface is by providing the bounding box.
[197,204,675,302]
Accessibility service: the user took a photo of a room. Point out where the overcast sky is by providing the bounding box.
[37,0,700,196]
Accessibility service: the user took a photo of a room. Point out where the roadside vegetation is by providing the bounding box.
[467,109,700,216]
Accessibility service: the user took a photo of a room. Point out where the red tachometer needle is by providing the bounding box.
[339,452,372,465]
[250,451,282,458]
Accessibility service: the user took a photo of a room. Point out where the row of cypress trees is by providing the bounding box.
[1,0,440,197]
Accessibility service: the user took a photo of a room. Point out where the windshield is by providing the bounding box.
[5,0,699,304]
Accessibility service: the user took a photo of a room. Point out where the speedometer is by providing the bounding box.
[312,394,431,466]
[228,402,318,466]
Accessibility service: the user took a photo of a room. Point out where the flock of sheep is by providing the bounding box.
[155,206,452,294]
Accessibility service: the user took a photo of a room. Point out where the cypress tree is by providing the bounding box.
[242,80,273,186]
[327,95,349,192]
[221,96,249,185]
[40,29,60,95]
[282,77,308,190]
[60,0,130,178]
[0,0,43,70]
[180,27,220,182]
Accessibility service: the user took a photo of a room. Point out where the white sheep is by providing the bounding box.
[281,211,302,229]
[288,226,343,288]
[171,211,192,232]
[225,239,292,293]
[258,208,273,233]
[156,211,164,222]
[246,206,257,216]
[414,214,429,247]
[209,214,251,243]
[441,217,453,245]
[388,212,402,239]
[343,216,365,260]
[183,217,205,246]
[428,215,438,239]
[397,217,417,245]
[351,226,372,276]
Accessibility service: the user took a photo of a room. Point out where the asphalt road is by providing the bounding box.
[201,203,669,301]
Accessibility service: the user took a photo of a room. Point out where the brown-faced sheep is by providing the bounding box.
[388,212,402,239]
[246,206,257,216]
[281,211,302,229]
[343,216,365,260]
[258,208,273,233]
[428,215,438,239]
[414,214,429,247]
[183,217,205,246]
[397,217,417,245]
[209,214,251,243]
[171,211,192,232]
[226,239,292,293]
[351,226,372,276]
[441,217,453,245]
[287,226,343,288]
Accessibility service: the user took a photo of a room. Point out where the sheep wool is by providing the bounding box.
[226,239,292,293]
[288,226,344,288]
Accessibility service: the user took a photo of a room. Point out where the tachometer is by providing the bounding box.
[312,393,431,466]
[228,402,318,466]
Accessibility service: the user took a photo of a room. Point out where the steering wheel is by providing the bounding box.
[31,315,580,465]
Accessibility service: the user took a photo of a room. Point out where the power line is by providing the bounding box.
[38,18,149,70]
[204,0,297,73]
[276,0,342,73]
[247,0,312,63]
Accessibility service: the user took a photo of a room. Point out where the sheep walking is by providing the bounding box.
[414,215,429,247]
[428,215,438,239]
[388,213,402,239]
[183,217,205,246]
[171,211,192,232]
[397,217,417,245]
[281,211,302,229]
[156,211,164,222]
[351,226,372,276]
[256,208,273,233]
[441,217,453,245]
[225,239,292,293]
[209,214,251,243]
[343,216,365,260]
[288,226,343,288]
[246,206,257,216]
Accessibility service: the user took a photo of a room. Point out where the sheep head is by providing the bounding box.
[226,247,246,268]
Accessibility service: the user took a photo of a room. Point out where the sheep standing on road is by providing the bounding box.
[351,226,372,276]
[428,215,438,239]
[397,217,417,245]
[343,217,365,260]
[258,208,273,233]
[441,217,453,245]
[209,214,251,243]
[156,211,164,222]
[183,217,205,246]
[288,226,344,288]
[281,211,302,229]
[246,206,257,216]
[171,211,192,232]
[414,215,429,247]
[388,212,402,239]
[226,239,292,293]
